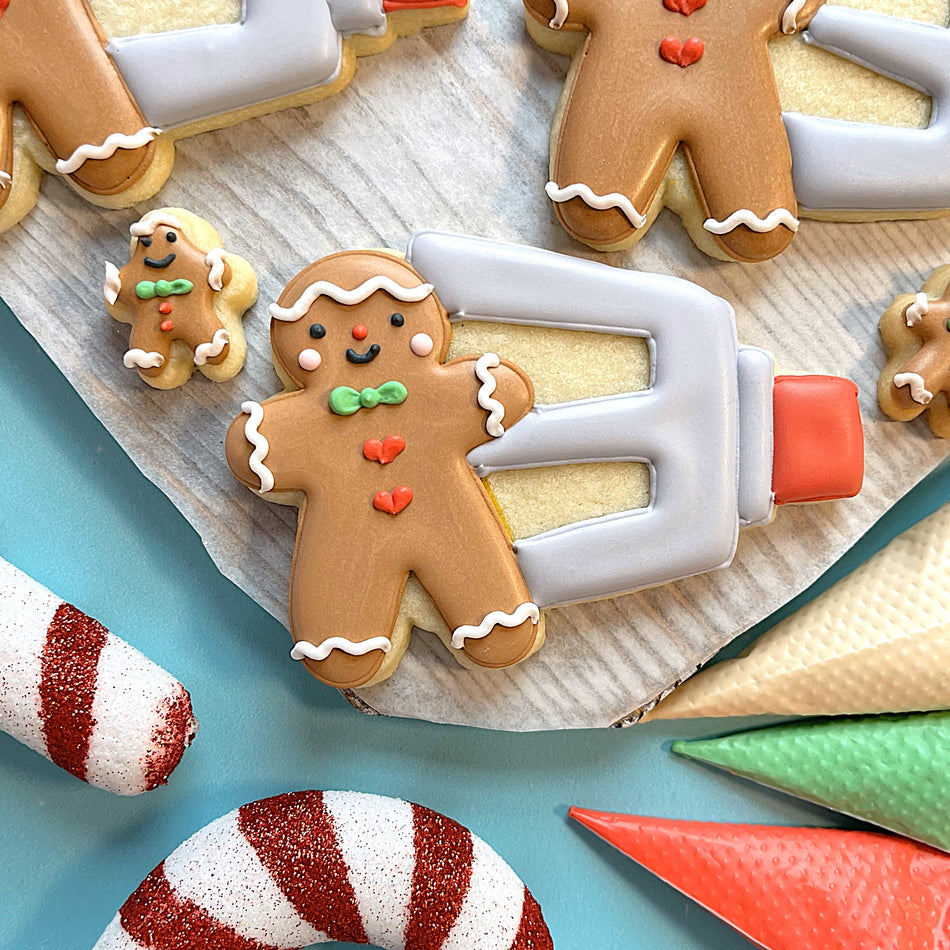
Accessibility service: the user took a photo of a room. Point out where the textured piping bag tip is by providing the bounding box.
[643,501,950,721]
[672,710,950,853]
[0,555,197,795]
[569,809,950,950]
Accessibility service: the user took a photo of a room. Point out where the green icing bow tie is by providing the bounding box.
[135,278,194,300]
[329,381,408,416]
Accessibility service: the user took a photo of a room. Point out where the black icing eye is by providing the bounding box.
[390,313,405,327]
[166,231,177,243]
[140,237,152,247]
[309,323,326,340]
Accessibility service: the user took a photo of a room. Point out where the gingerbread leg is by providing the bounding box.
[0,98,12,213]
[125,321,170,379]
[686,94,798,263]
[287,515,403,689]
[547,36,677,250]
[8,0,159,198]
[414,491,543,669]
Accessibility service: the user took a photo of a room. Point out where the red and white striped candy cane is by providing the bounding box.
[0,555,197,795]
[94,790,553,949]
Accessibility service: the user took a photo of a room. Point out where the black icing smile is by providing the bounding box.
[144,253,176,269]
[346,344,381,364]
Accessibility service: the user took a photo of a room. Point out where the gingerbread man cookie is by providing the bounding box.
[225,251,544,689]
[104,209,257,389]
[879,265,950,438]
[523,0,824,261]
[0,0,170,227]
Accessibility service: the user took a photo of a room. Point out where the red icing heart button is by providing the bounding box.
[663,0,707,15]
[373,486,413,514]
[363,435,406,465]
[659,36,705,67]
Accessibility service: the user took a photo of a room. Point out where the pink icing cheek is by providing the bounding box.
[298,348,322,371]
[410,333,433,357]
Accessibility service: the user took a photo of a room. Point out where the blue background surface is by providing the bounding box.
[1,291,948,950]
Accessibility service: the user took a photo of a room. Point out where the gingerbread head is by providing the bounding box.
[104,208,257,389]
[226,250,544,689]
[880,266,950,437]
[523,0,825,261]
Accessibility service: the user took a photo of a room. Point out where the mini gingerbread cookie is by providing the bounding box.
[0,0,467,232]
[104,208,257,388]
[879,265,950,438]
[523,0,825,261]
[226,250,544,690]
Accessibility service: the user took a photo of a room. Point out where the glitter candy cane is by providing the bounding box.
[0,556,197,795]
[93,790,553,949]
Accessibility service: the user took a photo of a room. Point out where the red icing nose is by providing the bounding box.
[352,324,368,341]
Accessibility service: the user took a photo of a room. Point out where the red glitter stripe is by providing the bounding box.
[120,862,278,950]
[405,803,473,950]
[238,791,368,944]
[39,602,108,782]
[143,685,197,792]
[508,888,553,950]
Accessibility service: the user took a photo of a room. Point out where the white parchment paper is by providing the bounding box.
[1,0,948,729]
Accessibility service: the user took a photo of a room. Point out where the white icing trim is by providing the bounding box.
[103,261,121,306]
[545,181,646,229]
[194,328,229,366]
[905,292,930,327]
[241,401,275,493]
[206,248,228,291]
[290,636,392,661]
[270,277,435,322]
[549,0,569,29]
[474,353,507,437]
[123,349,165,369]
[703,208,800,235]
[451,603,540,649]
[781,0,807,34]
[0,170,10,189]
[130,210,184,239]
[55,127,161,175]
[893,372,933,405]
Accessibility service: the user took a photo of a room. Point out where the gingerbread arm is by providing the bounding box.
[523,0,588,30]
[442,355,534,448]
[225,394,311,495]
[0,100,12,212]
[775,0,824,34]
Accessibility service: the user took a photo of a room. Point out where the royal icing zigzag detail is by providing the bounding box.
[241,401,275,493]
[703,208,800,235]
[893,372,933,405]
[290,636,393,661]
[130,210,184,239]
[103,261,121,306]
[906,292,930,327]
[475,353,507,437]
[549,0,569,29]
[205,248,227,291]
[194,328,229,366]
[451,602,541,649]
[123,348,165,370]
[781,0,807,34]
[545,181,647,229]
[55,127,161,175]
[269,276,435,321]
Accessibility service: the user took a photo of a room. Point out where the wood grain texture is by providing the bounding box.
[0,0,948,729]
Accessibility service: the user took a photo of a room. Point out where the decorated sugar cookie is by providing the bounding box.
[879,265,950,438]
[104,209,257,389]
[523,0,826,261]
[0,0,467,232]
[94,790,553,949]
[226,232,865,691]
